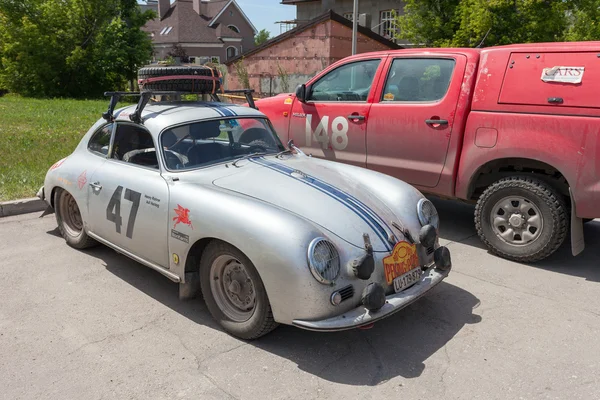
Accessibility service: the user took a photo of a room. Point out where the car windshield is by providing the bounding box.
[160,117,285,170]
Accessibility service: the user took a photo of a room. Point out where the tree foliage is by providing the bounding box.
[254,29,271,46]
[0,0,155,97]
[395,0,598,47]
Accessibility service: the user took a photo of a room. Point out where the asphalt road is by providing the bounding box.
[1,199,599,400]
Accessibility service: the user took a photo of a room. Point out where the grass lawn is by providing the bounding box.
[0,95,109,201]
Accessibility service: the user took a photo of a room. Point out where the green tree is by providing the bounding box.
[254,29,270,46]
[566,0,600,41]
[395,0,569,47]
[0,0,155,97]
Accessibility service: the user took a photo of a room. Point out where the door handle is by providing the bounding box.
[425,119,449,125]
[347,115,365,121]
[89,182,102,191]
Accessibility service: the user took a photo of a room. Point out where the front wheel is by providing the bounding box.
[475,177,568,262]
[200,241,278,339]
[54,189,97,249]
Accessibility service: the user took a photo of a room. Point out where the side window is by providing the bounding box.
[382,58,456,102]
[88,124,113,156]
[309,59,381,102]
[111,124,159,169]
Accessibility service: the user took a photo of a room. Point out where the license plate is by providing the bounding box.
[393,268,422,293]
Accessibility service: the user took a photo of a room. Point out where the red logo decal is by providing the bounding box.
[173,205,193,230]
[77,170,87,190]
[50,159,65,171]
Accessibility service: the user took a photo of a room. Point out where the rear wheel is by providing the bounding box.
[54,189,97,249]
[200,241,278,339]
[475,177,568,262]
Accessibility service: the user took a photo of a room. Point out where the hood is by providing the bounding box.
[212,156,406,252]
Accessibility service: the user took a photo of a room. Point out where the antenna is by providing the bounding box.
[476,28,492,48]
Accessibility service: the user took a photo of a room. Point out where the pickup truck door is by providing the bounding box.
[287,57,386,167]
[366,54,467,188]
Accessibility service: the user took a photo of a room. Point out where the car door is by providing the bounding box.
[87,122,170,267]
[288,57,385,167]
[366,55,467,188]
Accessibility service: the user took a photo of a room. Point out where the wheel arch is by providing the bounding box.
[466,158,572,202]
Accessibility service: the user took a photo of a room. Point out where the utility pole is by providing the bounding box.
[351,0,358,55]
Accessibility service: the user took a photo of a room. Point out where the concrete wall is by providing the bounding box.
[296,0,406,34]
[226,18,398,96]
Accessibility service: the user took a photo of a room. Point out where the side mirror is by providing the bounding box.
[295,84,307,103]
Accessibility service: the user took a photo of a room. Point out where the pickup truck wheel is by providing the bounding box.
[475,177,568,262]
[54,188,97,249]
[200,241,278,339]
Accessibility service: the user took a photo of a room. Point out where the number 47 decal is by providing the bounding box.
[106,186,141,239]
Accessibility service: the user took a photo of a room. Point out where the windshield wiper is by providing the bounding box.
[231,152,268,167]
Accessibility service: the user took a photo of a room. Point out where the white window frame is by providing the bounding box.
[380,10,397,39]
[159,27,168,35]
[164,26,173,35]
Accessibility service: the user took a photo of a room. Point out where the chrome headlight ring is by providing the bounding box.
[417,198,440,229]
[307,238,341,285]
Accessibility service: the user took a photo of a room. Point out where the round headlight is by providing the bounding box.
[307,238,340,284]
[417,198,439,228]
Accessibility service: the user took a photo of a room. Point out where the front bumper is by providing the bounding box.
[292,265,451,331]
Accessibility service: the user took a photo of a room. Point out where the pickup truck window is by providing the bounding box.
[308,59,381,102]
[382,58,455,102]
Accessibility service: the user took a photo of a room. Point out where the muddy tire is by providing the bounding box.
[54,189,97,249]
[138,66,221,93]
[200,241,278,339]
[475,177,568,263]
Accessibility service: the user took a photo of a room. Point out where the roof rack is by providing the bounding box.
[103,89,258,124]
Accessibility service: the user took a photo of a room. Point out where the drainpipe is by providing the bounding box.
[351,0,358,55]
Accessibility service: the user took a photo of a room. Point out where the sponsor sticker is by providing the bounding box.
[284,97,293,105]
[383,93,395,101]
[541,66,585,84]
[173,205,194,230]
[77,170,87,190]
[171,229,189,244]
[50,158,66,171]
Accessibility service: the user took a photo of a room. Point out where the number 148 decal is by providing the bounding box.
[106,186,141,239]
[305,115,349,150]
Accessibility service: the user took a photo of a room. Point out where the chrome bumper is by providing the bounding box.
[292,266,451,331]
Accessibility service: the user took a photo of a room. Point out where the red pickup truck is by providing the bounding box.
[255,41,600,262]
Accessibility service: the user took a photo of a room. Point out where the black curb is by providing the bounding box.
[0,198,47,218]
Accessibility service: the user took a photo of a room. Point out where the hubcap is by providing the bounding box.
[210,255,256,322]
[490,196,543,246]
[60,192,83,236]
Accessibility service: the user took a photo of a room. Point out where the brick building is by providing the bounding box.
[225,10,400,96]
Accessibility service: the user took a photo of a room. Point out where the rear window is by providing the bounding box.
[499,52,599,109]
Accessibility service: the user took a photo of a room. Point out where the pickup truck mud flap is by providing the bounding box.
[570,188,585,256]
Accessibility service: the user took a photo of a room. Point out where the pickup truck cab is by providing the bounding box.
[256,41,600,262]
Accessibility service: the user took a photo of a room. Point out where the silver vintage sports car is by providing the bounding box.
[38,94,452,339]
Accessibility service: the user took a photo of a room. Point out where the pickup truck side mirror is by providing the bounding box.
[295,84,307,103]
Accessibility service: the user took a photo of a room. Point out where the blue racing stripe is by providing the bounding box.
[250,158,393,251]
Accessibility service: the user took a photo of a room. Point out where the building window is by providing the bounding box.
[343,12,353,20]
[228,24,240,33]
[380,10,397,39]
[211,56,220,64]
[226,46,238,60]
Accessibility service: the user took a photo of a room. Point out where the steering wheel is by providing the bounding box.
[164,150,186,169]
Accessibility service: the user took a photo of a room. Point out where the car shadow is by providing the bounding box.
[429,196,600,282]
[82,245,481,384]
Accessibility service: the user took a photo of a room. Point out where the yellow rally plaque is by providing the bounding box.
[383,241,420,284]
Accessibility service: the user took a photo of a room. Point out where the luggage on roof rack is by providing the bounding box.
[138,65,222,94]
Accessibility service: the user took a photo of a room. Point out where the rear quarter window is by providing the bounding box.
[88,124,113,156]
